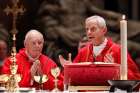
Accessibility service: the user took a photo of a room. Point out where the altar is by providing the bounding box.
[0,87,35,93]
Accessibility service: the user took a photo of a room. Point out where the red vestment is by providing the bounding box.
[74,38,140,80]
[2,48,63,91]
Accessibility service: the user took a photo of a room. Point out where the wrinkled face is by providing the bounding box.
[85,20,106,45]
[0,41,7,60]
[24,35,44,58]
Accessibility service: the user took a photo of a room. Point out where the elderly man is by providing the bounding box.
[2,30,63,91]
[59,15,140,80]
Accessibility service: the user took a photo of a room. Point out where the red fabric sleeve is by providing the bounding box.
[115,49,140,80]
[1,57,11,74]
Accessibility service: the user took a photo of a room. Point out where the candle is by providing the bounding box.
[120,15,127,80]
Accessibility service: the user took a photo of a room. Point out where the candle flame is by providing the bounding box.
[122,15,126,20]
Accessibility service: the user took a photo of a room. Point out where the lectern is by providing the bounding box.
[64,62,120,91]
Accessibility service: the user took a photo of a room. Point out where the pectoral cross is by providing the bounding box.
[4,0,25,34]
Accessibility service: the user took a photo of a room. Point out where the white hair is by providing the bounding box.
[86,15,106,28]
[24,29,44,44]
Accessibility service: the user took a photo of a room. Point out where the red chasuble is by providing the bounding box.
[73,38,140,80]
[2,48,63,91]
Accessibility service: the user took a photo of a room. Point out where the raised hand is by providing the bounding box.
[59,53,72,67]
[104,52,114,63]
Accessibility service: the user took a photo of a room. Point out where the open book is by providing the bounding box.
[94,62,115,64]
[65,62,117,66]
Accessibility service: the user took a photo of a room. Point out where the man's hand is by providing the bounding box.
[30,60,42,77]
[59,53,72,67]
[104,52,114,63]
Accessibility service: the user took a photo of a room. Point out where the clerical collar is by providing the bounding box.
[93,38,107,57]
[25,50,41,62]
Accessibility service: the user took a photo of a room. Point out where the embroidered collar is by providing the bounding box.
[25,50,41,62]
[93,38,107,56]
